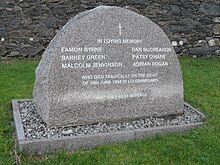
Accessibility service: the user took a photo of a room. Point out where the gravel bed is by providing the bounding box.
[18,101,204,140]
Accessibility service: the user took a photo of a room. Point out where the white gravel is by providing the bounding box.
[18,101,204,140]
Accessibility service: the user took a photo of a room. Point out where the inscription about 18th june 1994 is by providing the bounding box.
[61,36,171,88]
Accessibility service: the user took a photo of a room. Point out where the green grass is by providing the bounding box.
[0,57,220,164]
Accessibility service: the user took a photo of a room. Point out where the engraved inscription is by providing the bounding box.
[60,37,171,99]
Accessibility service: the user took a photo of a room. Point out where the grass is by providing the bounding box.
[0,56,220,164]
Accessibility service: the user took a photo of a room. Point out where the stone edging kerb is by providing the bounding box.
[12,99,205,154]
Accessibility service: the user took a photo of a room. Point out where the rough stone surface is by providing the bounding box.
[9,51,19,57]
[199,3,220,16]
[213,24,220,35]
[12,99,205,154]
[1,0,220,57]
[0,47,8,56]
[208,39,220,47]
[189,47,219,56]
[34,6,184,127]
[170,5,180,15]
[170,25,193,34]
[213,17,220,23]
[194,40,208,47]
[123,6,140,14]
[215,49,220,56]
[18,100,204,140]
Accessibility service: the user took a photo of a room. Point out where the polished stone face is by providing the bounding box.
[33,6,184,126]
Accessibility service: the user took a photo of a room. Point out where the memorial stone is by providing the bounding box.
[33,6,184,126]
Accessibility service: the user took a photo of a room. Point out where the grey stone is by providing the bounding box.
[36,27,54,37]
[0,26,5,36]
[215,50,220,56]
[171,41,178,47]
[181,49,188,55]
[197,17,212,24]
[195,25,211,34]
[208,39,220,47]
[131,0,150,6]
[213,24,220,35]
[9,43,18,47]
[170,5,180,15]
[12,100,26,142]
[179,40,184,46]
[21,18,32,26]
[205,37,213,41]
[21,43,31,48]
[194,40,208,47]
[34,6,184,127]
[123,6,140,14]
[29,45,45,57]
[157,21,167,26]
[144,6,167,16]
[5,7,13,12]
[0,47,8,56]
[51,5,69,15]
[43,17,58,28]
[9,51,19,57]
[189,47,219,56]
[174,47,182,54]
[199,3,220,16]
[181,18,201,26]
[47,0,60,2]
[19,2,29,8]
[168,0,181,5]
[62,129,73,135]
[170,25,193,34]
[14,6,22,12]
[181,9,195,18]
[213,17,220,23]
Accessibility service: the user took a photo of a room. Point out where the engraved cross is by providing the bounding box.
[118,23,123,36]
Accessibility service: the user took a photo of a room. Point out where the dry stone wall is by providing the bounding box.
[0,0,220,58]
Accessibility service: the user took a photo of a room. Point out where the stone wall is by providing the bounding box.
[0,0,220,58]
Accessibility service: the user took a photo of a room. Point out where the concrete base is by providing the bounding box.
[12,99,205,154]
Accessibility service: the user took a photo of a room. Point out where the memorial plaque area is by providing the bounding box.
[33,6,184,126]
